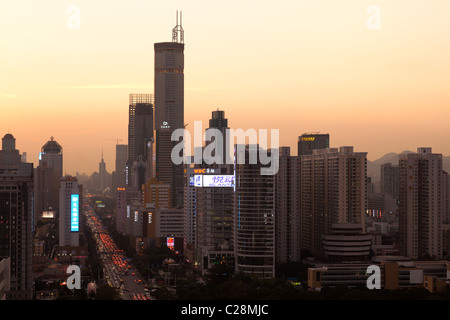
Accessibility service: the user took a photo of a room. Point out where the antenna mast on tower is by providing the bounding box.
[172,10,184,43]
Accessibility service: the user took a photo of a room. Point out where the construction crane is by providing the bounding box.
[105,138,124,145]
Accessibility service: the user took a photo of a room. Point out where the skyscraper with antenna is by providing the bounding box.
[154,10,185,131]
[154,11,185,206]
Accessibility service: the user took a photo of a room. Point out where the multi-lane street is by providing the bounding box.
[84,205,152,300]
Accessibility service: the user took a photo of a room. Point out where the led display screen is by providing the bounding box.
[71,194,79,232]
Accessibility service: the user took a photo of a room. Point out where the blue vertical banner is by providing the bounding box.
[71,194,79,232]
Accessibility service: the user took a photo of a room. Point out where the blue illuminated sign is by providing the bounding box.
[71,194,79,232]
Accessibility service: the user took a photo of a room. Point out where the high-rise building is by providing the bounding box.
[154,13,185,207]
[300,146,367,259]
[275,147,301,265]
[112,144,127,190]
[39,137,63,173]
[99,150,107,191]
[195,164,235,272]
[127,94,154,188]
[297,133,330,156]
[154,12,184,131]
[59,176,81,247]
[142,177,171,210]
[205,110,230,165]
[381,163,399,200]
[399,148,444,260]
[155,128,180,207]
[35,137,63,221]
[0,133,34,299]
[234,145,275,279]
[115,186,140,234]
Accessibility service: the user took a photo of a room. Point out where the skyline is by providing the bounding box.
[2,1,450,175]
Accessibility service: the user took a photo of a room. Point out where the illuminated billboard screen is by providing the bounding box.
[167,237,175,250]
[194,175,235,187]
[71,194,79,232]
[42,211,55,219]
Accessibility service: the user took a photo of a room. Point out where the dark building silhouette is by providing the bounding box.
[34,137,62,223]
[205,109,230,165]
[127,94,154,188]
[0,133,34,299]
[154,12,185,207]
[112,144,128,190]
[297,132,330,156]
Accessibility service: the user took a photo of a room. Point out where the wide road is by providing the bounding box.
[85,205,151,300]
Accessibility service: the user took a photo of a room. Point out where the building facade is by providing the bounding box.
[398,148,444,260]
[0,134,34,299]
[234,145,275,279]
[300,146,367,259]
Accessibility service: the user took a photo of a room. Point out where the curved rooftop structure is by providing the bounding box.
[42,137,62,154]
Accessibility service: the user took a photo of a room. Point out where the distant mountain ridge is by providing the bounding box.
[368,151,450,183]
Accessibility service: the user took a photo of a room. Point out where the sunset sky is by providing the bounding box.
[1,0,450,175]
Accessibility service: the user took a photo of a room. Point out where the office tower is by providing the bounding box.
[300,146,367,259]
[154,13,185,207]
[142,177,171,210]
[143,206,185,250]
[184,166,199,248]
[112,144,128,191]
[154,127,185,207]
[275,147,301,265]
[99,150,107,191]
[381,163,399,200]
[0,133,34,299]
[39,137,63,173]
[154,12,184,131]
[234,145,275,279]
[399,148,444,260]
[195,164,235,271]
[59,176,80,247]
[297,132,330,156]
[115,187,140,234]
[127,94,154,188]
[35,137,63,220]
[116,144,128,172]
[205,110,230,165]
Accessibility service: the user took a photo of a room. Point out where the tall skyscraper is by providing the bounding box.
[154,12,184,131]
[35,137,63,221]
[127,94,154,188]
[154,13,185,207]
[112,144,127,190]
[399,148,444,260]
[0,133,34,299]
[300,146,367,259]
[155,128,179,207]
[99,150,107,191]
[205,110,230,165]
[194,164,235,272]
[381,163,399,200]
[297,132,330,156]
[275,147,301,265]
[59,176,81,247]
[234,145,275,279]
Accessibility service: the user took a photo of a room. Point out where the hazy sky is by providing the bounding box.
[1,0,450,175]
